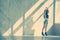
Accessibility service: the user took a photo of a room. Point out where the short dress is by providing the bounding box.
[44,19,48,24]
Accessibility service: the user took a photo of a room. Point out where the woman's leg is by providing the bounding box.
[45,24,48,32]
[42,24,45,32]
[45,24,48,36]
[42,24,45,36]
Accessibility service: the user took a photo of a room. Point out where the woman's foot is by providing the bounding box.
[42,32,44,36]
[45,32,47,36]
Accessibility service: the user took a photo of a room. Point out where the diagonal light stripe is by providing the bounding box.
[2,28,11,36]
[14,27,23,36]
[25,0,44,19]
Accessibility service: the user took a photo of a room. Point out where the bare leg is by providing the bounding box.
[42,24,45,32]
[42,24,45,36]
[45,24,48,32]
[45,24,48,36]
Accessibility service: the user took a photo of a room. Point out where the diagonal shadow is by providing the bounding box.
[12,0,48,35]
[34,2,53,24]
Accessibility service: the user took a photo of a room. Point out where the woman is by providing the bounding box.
[42,7,49,36]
